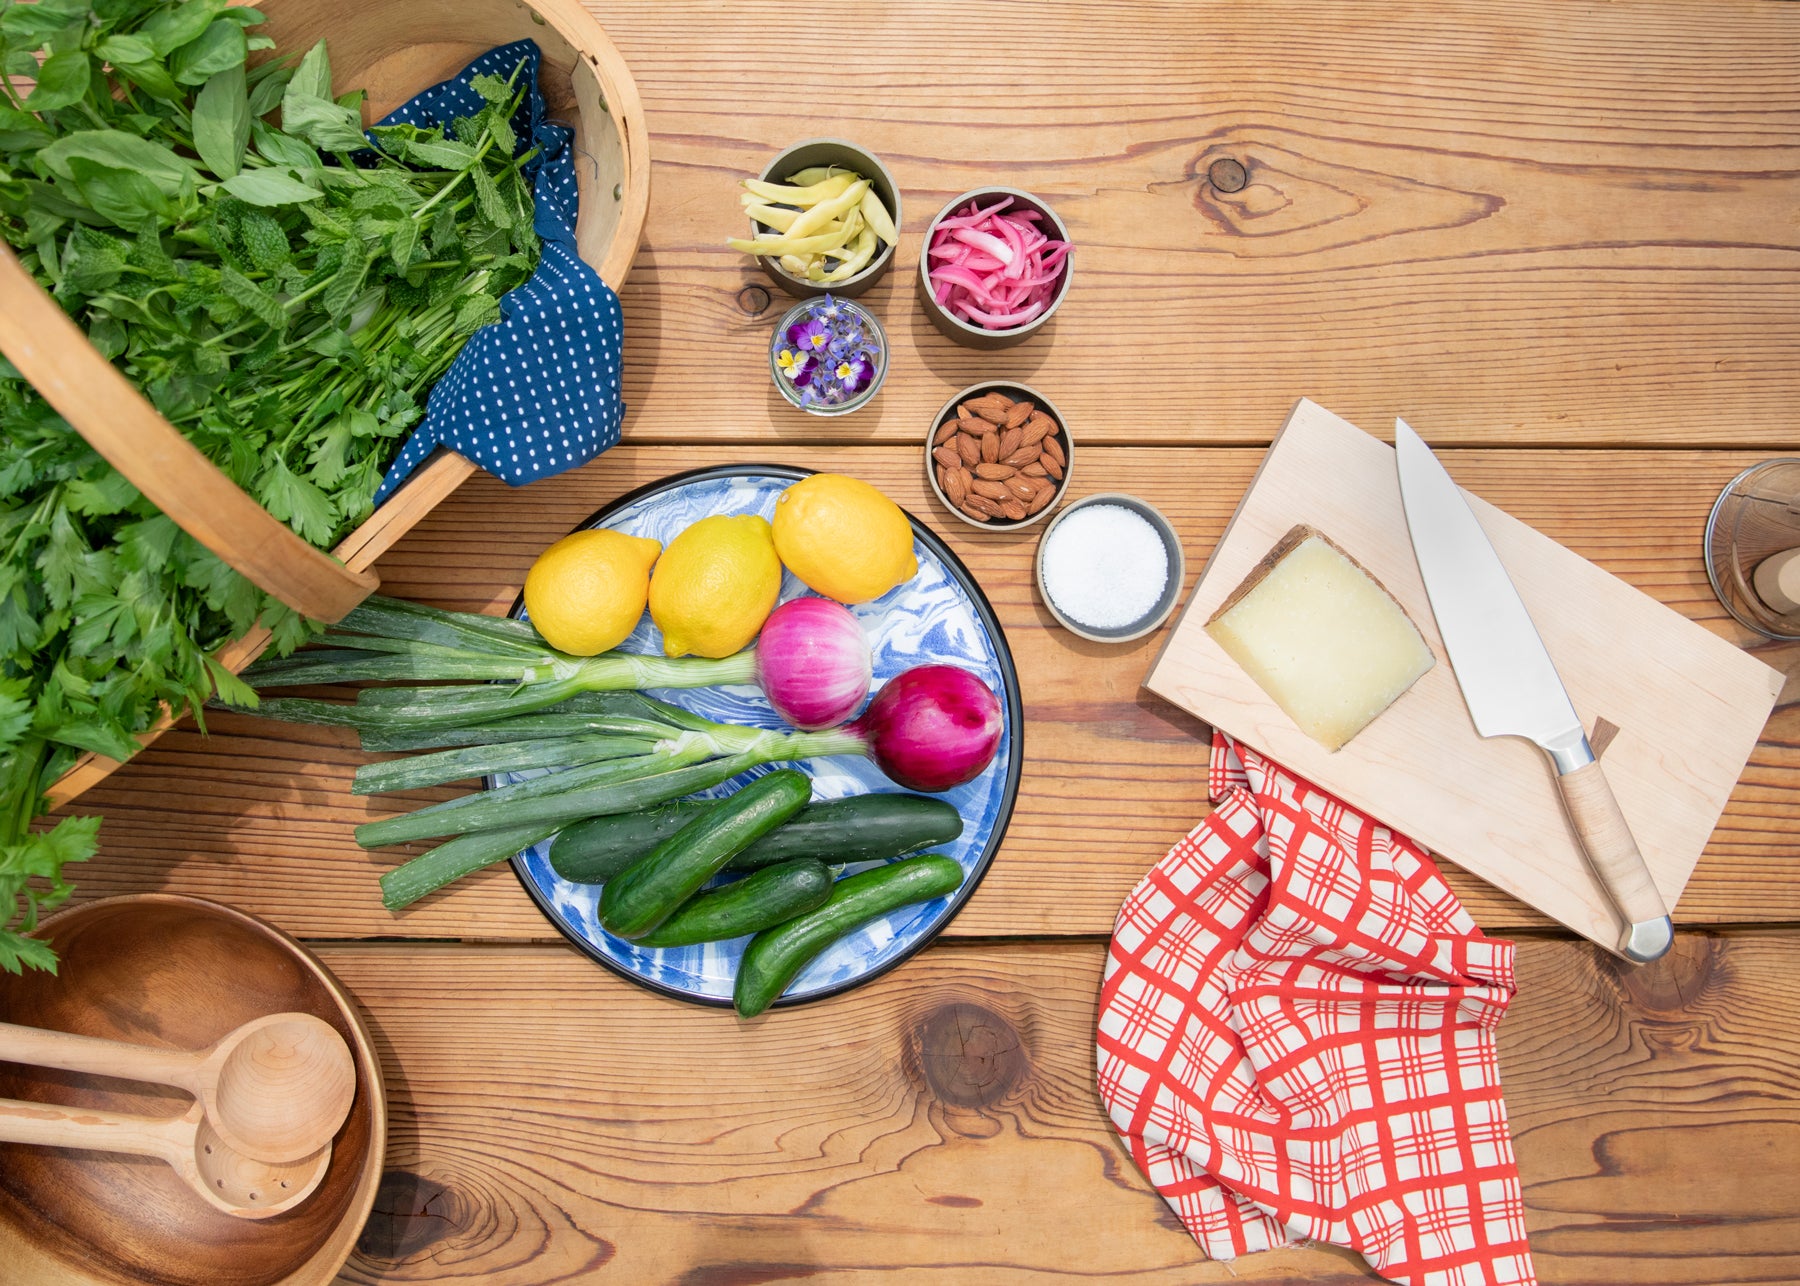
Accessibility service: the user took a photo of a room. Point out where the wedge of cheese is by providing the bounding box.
[1205,526,1435,751]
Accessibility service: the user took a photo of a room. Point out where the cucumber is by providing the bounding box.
[637,860,834,948]
[733,854,965,1018]
[548,793,963,885]
[598,769,812,940]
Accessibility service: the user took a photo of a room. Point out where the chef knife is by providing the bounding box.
[1392,417,1673,963]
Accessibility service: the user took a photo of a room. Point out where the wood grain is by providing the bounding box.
[590,0,1800,448]
[315,932,1800,1284]
[53,444,1799,943]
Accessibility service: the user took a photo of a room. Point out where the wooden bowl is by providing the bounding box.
[0,896,386,1286]
[37,0,651,810]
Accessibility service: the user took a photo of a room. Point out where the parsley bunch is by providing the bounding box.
[0,0,543,971]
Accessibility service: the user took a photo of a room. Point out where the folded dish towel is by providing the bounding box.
[373,40,626,503]
[1096,733,1537,1286]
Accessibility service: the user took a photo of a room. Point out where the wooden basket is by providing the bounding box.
[0,0,650,807]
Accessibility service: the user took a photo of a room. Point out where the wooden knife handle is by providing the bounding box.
[1556,760,1673,962]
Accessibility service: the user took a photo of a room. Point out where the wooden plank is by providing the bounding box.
[319,932,1800,1284]
[58,445,1799,943]
[590,0,1800,449]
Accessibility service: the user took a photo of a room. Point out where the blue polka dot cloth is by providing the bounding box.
[372,40,626,503]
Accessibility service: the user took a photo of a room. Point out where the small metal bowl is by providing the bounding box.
[917,187,1072,349]
[769,296,888,416]
[1034,493,1185,643]
[748,138,902,299]
[925,380,1072,530]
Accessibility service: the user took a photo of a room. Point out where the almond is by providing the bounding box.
[1002,445,1041,468]
[933,420,960,447]
[974,397,1013,425]
[1040,455,1064,481]
[956,434,981,467]
[979,431,999,464]
[997,426,1022,460]
[1022,461,1048,477]
[1025,484,1055,515]
[970,478,1010,501]
[999,499,1028,521]
[963,493,1003,518]
[956,416,988,438]
[1042,434,1065,467]
[959,502,993,523]
[1005,476,1037,501]
[933,444,961,470]
[974,462,1016,481]
[942,466,969,507]
[1021,413,1056,446]
[1002,399,1034,430]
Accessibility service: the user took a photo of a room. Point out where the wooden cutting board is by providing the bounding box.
[1144,399,1785,953]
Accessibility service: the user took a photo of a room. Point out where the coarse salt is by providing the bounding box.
[1041,503,1169,631]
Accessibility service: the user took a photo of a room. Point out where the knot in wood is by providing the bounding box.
[736,284,772,316]
[1612,929,1719,1019]
[917,1002,1025,1109]
[358,1169,461,1261]
[1208,158,1247,193]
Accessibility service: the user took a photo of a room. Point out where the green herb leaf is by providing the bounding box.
[40,130,200,197]
[95,34,156,65]
[219,264,287,331]
[110,56,181,102]
[65,159,176,233]
[245,64,290,117]
[254,455,337,546]
[191,62,250,178]
[280,93,366,154]
[169,17,245,86]
[286,38,332,102]
[141,0,227,57]
[0,107,55,152]
[24,50,92,112]
[470,161,510,229]
[0,2,83,46]
[220,166,322,206]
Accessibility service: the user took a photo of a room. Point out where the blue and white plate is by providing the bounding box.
[505,465,1022,1008]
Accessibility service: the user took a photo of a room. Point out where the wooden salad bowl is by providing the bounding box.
[0,0,651,809]
[0,895,386,1286]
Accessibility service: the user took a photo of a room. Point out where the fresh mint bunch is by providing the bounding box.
[0,0,542,970]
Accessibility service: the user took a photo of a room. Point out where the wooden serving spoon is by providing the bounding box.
[0,1012,355,1164]
[0,1097,330,1219]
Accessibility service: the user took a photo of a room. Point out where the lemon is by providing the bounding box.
[772,473,918,604]
[523,529,663,656]
[648,514,783,657]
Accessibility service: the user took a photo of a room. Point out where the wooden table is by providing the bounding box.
[60,2,1800,1280]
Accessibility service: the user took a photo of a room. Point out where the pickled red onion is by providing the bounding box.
[926,199,1068,331]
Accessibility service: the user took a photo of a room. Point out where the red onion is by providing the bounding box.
[850,664,1003,792]
[755,597,873,730]
[926,197,1069,331]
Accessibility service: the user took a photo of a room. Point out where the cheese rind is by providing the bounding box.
[1205,527,1435,751]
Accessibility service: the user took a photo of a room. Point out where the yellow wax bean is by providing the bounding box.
[725,224,854,257]
[743,202,802,232]
[779,253,810,275]
[784,179,869,240]
[741,172,859,206]
[785,165,847,187]
[857,187,897,245]
[819,226,877,282]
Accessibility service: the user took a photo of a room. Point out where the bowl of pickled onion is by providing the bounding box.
[917,187,1072,349]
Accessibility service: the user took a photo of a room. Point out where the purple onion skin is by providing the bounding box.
[755,597,874,731]
[852,665,1003,792]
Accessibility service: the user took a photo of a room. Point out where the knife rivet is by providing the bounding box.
[1208,158,1247,193]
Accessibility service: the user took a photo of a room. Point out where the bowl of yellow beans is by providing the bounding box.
[731,138,902,298]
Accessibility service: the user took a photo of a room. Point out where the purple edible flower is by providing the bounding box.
[787,316,831,354]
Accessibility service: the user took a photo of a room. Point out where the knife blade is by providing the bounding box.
[1392,417,1672,963]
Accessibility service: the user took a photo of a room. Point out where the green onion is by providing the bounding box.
[350,734,660,796]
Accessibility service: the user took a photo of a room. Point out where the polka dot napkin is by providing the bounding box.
[1097,733,1537,1286]
[372,41,625,503]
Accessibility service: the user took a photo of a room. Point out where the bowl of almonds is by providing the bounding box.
[926,382,1072,529]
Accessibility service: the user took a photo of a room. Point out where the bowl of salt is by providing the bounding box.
[1034,493,1184,643]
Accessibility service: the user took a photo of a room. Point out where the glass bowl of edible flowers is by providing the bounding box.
[770,294,888,416]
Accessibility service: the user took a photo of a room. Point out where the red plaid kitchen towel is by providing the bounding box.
[1096,734,1536,1286]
